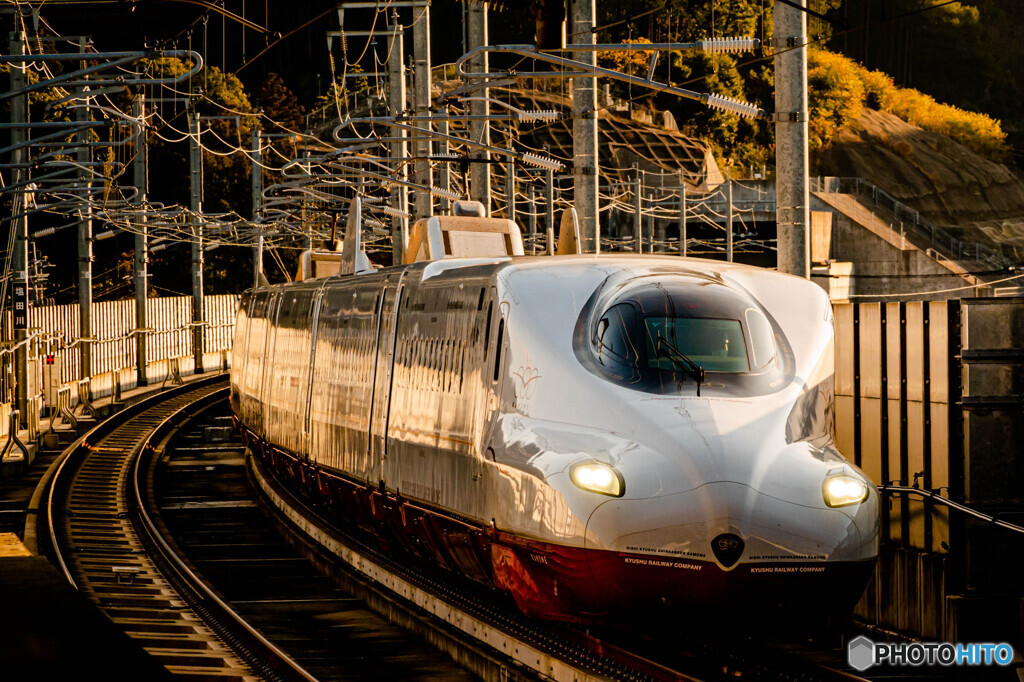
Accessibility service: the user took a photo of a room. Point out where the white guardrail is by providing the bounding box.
[0,294,238,443]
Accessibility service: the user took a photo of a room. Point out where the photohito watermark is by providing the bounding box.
[847,636,1014,672]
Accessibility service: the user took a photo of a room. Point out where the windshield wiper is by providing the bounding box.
[656,337,706,397]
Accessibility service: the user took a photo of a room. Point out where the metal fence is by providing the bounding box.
[0,294,238,440]
[812,177,1010,269]
[836,298,1024,642]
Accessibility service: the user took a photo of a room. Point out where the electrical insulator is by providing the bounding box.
[705,93,763,119]
[699,37,757,54]
[521,152,563,171]
[430,185,461,200]
[519,109,559,122]
[379,205,411,219]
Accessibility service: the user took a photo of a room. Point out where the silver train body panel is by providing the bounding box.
[231,254,879,617]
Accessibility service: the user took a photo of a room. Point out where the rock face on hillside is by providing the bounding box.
[816,108,1024,255]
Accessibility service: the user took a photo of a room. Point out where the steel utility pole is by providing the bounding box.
[133,95,149,386]
[678,175,687,257]
[251,126,263,288]
[412,3,432,221]
[436,119,452,213]
[647,192,655,253]
[726,169,734,262]
[505,152,516,223]
[572,0,599,252]
[76,38,94,385]
[467,2,490,213]
[9,27,29,422]
[545,168,555,255]
[774,0,810,277]
[528,189,537,254]
[188,112,205,373]
[387,16,409,263]
[633,170,642,254]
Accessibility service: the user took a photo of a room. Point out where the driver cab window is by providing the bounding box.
[596,303,640,365]
[744,308,777,370]
[643,317,749,373]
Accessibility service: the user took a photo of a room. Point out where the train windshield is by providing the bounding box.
[643,317,748,373]
[580,277,789,396]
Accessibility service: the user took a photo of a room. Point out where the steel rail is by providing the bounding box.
[451,45,765,119]
[131,391,319,682]
[38,375,317,680]
[0,50,204,103]
[43,375,227,585]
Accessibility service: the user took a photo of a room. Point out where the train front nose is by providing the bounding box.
[580,480,878,616]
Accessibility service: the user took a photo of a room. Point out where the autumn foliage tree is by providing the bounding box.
[143,57,259,296]
[257,73,306,134]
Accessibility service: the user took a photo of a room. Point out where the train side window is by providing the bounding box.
[492,319,504,382]
[444,340,453,393]
[456,342,465,392]
[483,301,493,349]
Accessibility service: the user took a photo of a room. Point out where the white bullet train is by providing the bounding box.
[230,203,880,624]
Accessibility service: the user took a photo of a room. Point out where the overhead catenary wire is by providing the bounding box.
[4,0,1009,301]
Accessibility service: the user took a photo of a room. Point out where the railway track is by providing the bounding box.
[34,376,480,681]
[29,376,936,681]
[154,402,478,681]
[37,376,312,680]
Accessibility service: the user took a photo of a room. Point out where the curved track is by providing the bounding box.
[40,376,313,681]
[34,375,879,681]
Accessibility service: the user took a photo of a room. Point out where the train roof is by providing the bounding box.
[250,254,805,293]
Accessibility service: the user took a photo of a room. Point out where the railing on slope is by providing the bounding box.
[811,176,1012,270]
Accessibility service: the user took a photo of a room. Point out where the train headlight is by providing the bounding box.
[569,462,624,497]
[822,474,869,508]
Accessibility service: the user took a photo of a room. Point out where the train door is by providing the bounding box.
[228,292,251,415]
[368,271,406,486]
[301,282,328,461]
[239,290,269,431]
[257,290,282,437]
[483,288,510,455]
